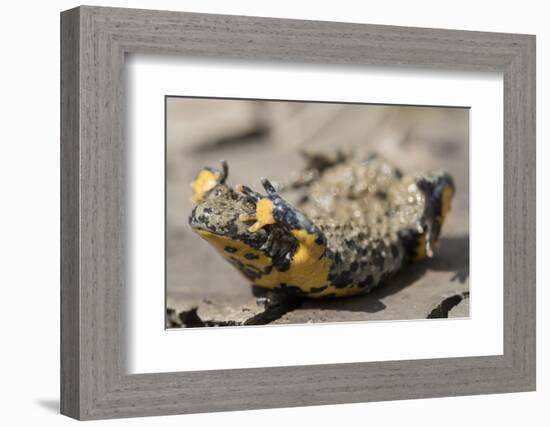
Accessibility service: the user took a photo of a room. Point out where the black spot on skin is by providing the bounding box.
[225,222,239,237]
[375,190,387,200]
[358,275,374,288]
[331,271,352,288]
[244,253,259,260]
[228,256,245,271]
[224,246,238,253]
[243,267,262,280]
[279,282,287,288]
[272,255,292,272]
[245,264,262,274]
[263,265,273,274]
[310,285,328,293]
[227,257,263,280]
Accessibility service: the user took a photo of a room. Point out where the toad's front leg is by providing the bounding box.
[238,178,327,257]
[237,178,332,298]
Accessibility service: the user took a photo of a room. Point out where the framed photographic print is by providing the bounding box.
[164,97,471,329]
[60,6,535,420]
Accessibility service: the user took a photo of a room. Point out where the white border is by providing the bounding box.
[127,55,503,374]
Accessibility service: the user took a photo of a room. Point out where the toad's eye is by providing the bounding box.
[191,161,228,203]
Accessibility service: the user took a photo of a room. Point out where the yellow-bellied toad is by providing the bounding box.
[188,151,454,300]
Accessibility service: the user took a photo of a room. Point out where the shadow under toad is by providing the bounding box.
[302,235,469,314]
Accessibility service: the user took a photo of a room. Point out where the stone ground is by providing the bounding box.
[165,99,469,328]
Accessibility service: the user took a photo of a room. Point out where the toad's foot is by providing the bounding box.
[252,286,304,310]
[236,178,330,279]
[190,160,228,203]
[416,172,455,258]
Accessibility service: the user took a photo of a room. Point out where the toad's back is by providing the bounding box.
[294,156,450,296]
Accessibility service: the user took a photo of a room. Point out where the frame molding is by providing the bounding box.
[60,6,536,420]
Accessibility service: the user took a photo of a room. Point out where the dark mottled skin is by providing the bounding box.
[189,151,455,299]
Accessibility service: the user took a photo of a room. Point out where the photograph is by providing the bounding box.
[165,97,469,328]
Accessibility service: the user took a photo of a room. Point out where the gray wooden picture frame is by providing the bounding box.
[60,5,536,420]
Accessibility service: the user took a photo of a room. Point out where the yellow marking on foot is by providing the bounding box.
[191,170,218,203]
[248,198,276,232]
[438,184,454,225]
[415,183,454,261]
[415,233,441,261]
[415,234,427,261]
[239,213,256,222]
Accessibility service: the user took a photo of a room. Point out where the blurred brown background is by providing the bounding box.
[166,98,469,327]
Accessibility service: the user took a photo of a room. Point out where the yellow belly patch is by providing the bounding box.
[195,229,272,270]
[254,229,331,293]
[195,228,337,297]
